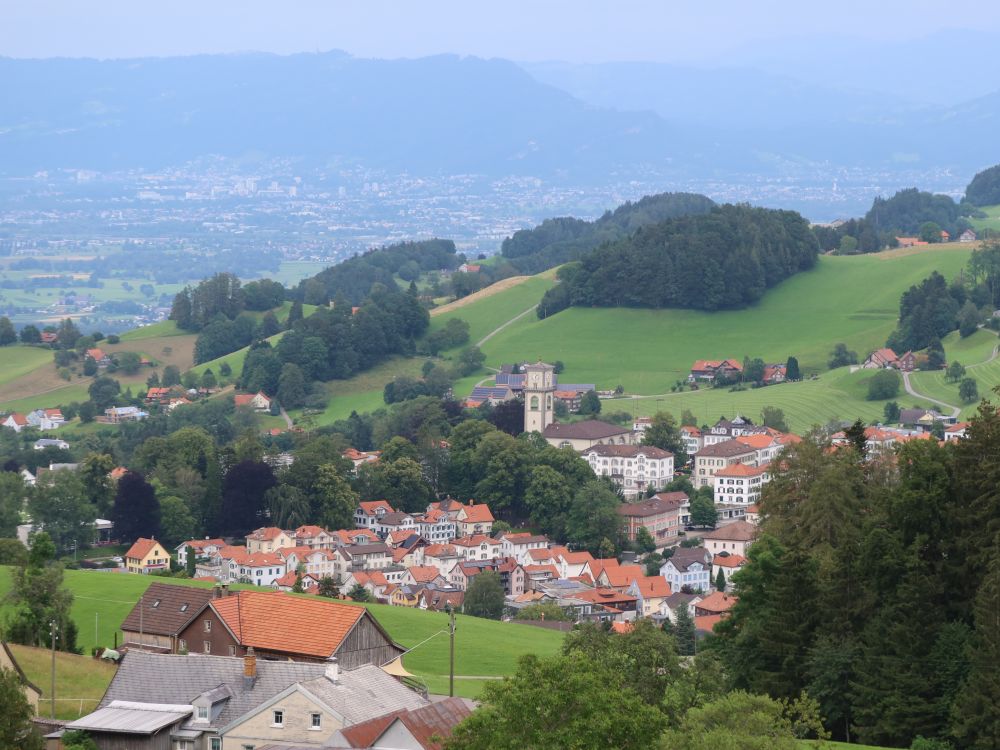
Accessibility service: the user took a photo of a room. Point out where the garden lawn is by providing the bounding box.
[0,569,564,700]
[474,249,972,397]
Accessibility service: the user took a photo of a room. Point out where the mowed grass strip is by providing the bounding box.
[0,569,564,700]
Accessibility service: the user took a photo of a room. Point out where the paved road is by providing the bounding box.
[901,371,960,419]
[279,405,294,429]
[900,330,1000,419]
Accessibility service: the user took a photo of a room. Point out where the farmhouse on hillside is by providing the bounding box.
[688,359,743,383]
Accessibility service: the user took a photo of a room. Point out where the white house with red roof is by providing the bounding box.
[278,546,337,580]
[944,422,970,441]
[688,359,743,383]
[454,501,494,536]
[174,538,226,567]
[245,526,295,554]
[294,525,336,550]
[713,552,747,586]
[213,545,287,586]
[713,462,770,516]
[415,508,456,542]
[452,534,502,561]
[233,391,271,411]
[626,575,673,618]
[27,408,65,431]
[273,570,320,593]
[354,500,395,530]
[499,532,550,564]
[342,448,381,473]
[2,413,29,432]
[85,348,111,366]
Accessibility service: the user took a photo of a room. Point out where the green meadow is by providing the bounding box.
[475,248,973,394]
[0,568,564,703]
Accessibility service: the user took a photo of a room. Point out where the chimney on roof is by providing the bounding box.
[325,656,339,684]
[213,584,222,599]
[244,647,257,689]
[221,584,229,597]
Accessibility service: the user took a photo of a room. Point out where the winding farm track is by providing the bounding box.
[901,371,960,419]
[901,331,1000,419]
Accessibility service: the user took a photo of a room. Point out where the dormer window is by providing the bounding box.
[196,705,209,721]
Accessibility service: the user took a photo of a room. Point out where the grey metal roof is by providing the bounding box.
[100,651,327,730]
[68,701,192,734]
[100,651,428,732]
[299,668,428,726]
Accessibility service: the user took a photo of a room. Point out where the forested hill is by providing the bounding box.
[297,239,460,305]
[537,204,818,316]
[501,192,716,275]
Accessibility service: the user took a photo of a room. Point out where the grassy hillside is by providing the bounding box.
[9,643,118,720]
[970,204,1000,234]
[0,346,56,386]
[0,568,563,701]
[428,272,558,348]
[476,247,973,393]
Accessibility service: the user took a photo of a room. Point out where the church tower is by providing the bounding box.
[523,361,556,433]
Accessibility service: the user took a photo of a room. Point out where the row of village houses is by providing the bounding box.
[126,485,760,633]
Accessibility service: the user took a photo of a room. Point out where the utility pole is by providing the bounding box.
[49,620,58,719]
[448,605,456,698]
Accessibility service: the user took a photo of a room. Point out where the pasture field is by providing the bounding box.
[427,272,557,348]
[611,367,937,434]
[0,568,564,702]
[907,329,999,415]
[290,355,430,425]
[0,345,53,385]
[474,248,973,395]
[970,204,1000,234]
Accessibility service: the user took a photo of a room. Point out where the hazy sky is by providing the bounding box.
[4,0,999,62]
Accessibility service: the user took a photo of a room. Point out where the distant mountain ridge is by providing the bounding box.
[1,49,999,180]
[0,51,681,176]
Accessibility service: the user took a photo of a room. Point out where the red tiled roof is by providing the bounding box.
[690,359,743,372]
[337,697,472,750]
[125,538,163,561]
[459,502,494,524]
[233,394,255,407]
[358,500,395,516]
[599,564,645,589]
[179,538,225,551]
[713,553,747,568]
[407,566,443,583]
[247,526,288,542]
[211,591,367,658]
[695,591,737,614]
[610,622,634,634]
[5,413,28,426]
[629,575,672,598]
[295,525,327,538]
[714,462,769,478]
[695,614,724,632]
